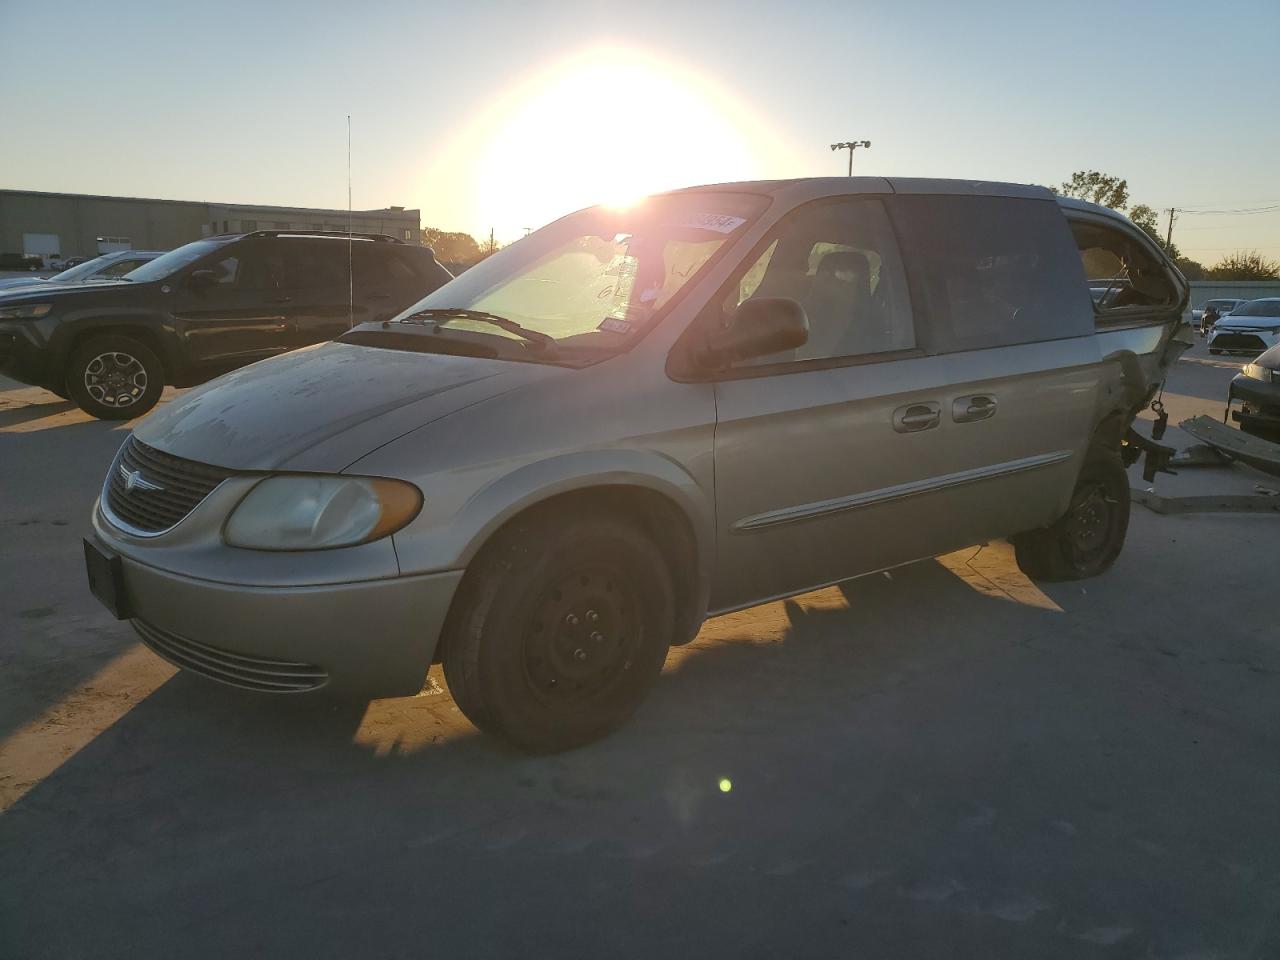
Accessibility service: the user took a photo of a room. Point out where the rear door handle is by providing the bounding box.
[268,295,293,303]
[892,401,941,433]
[952,394,998,423]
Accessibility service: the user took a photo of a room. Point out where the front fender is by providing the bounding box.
[391,447,715,582]
[48,310,177,375]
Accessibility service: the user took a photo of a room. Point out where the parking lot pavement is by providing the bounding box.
[2,350,1278,959]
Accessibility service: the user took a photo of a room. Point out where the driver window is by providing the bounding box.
[204,256,241,286]
[725,198,914,365]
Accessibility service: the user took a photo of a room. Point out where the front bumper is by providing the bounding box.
[93,535,463,698]
[0,318,59,387]
[1228,374,1280,441]
[1208,327,1280,354]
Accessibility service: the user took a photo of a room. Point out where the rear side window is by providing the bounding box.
[273,240,349,289]
[889,196,1092,352]
[356,245,451,293]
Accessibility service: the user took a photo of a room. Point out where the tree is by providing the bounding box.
[1057,171,1129,211]
[1052,174,1187,259]
[1128,203,1182,260]
[421,228,482,264]
[1174,257,1207,281]
[1207,250,1280,281]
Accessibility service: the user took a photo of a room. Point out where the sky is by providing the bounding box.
[2,0,1278,262]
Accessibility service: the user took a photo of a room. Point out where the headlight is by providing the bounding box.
[1242,363,1274,382]
[224,475,422,550]
[0,303,53,319]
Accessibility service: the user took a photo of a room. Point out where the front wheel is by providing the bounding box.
[442,512,674,752]
[1012,452,1130,582]
[65,335,164,420]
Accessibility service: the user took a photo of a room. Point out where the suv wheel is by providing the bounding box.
[1011,451,1130,582]
[66,335,164,420]
[442,511,674,752]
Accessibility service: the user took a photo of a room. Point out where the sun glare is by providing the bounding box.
[430,49,793,242]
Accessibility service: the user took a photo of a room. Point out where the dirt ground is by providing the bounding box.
[1,340,1277,958]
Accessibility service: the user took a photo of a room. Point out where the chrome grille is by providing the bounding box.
[103,436,234,535]
[134,620,328,692]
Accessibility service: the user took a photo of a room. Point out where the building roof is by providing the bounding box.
[0,188,417,219]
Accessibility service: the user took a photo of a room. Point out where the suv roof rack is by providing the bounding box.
[205,230,405,243]
[242,230,403,243]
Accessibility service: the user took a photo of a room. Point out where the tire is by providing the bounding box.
[442,511,675,752]
[47,384,69,400]
[65,335,164,420]
[1012,451,1130,582]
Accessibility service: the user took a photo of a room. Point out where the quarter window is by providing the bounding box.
[724,198,914,365]
[1069,219,1178,319]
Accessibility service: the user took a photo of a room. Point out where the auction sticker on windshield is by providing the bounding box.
[669,213,748,234]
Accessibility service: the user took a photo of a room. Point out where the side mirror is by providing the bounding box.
[701,297,809,367]
[187,269,219,290]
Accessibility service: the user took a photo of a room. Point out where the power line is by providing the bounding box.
[1173,197,1280,209]
[1180,203,1280,216]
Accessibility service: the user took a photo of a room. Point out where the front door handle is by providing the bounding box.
[368,292,393,300]
[953,394,998,423]
[268,295,293,303]
[892,401,941,433]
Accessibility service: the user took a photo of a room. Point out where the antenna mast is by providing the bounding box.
[347,114,353,328]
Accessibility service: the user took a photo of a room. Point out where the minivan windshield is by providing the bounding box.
[387,191,769,361]
[125,238,234,283]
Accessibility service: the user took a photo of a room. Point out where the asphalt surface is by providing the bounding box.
[2,340,1278,959]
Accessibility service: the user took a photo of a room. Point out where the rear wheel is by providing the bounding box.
[442,512,674,752]
[65,335,164,420]
[1012,451,1130,582]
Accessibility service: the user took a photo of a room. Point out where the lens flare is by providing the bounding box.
[420,47,801,243]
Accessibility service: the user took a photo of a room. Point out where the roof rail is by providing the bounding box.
[239,230,404,243]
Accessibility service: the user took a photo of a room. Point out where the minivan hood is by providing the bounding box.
[134,342,563,472]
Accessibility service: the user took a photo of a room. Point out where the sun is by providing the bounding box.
[431,49,792,242]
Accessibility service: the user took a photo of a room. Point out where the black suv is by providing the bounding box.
[0,231,452,419]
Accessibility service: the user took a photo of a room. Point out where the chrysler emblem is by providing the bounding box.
[119,464,165,493]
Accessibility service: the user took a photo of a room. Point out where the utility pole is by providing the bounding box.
[1165,207,1178,250]
[830,140,871,176]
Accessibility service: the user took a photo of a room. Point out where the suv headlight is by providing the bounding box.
[224,475,422,550]
[0,303,53,319]
[1242,363,1274,383]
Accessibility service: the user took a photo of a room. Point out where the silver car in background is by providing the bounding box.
[1208,298,1280,355]
[85,178,1190,751]
[0,249,163,292]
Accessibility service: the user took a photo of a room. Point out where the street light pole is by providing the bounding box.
[830,140,871,176]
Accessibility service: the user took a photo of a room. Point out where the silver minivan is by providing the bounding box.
[86,178,1190,750]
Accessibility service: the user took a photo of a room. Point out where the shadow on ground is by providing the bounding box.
[2,533,1278,960]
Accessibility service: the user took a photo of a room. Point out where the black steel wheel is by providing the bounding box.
[443,511,674,752]
[1012,451,1130,582]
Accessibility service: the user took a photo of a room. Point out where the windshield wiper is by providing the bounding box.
[399,308,555,352]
